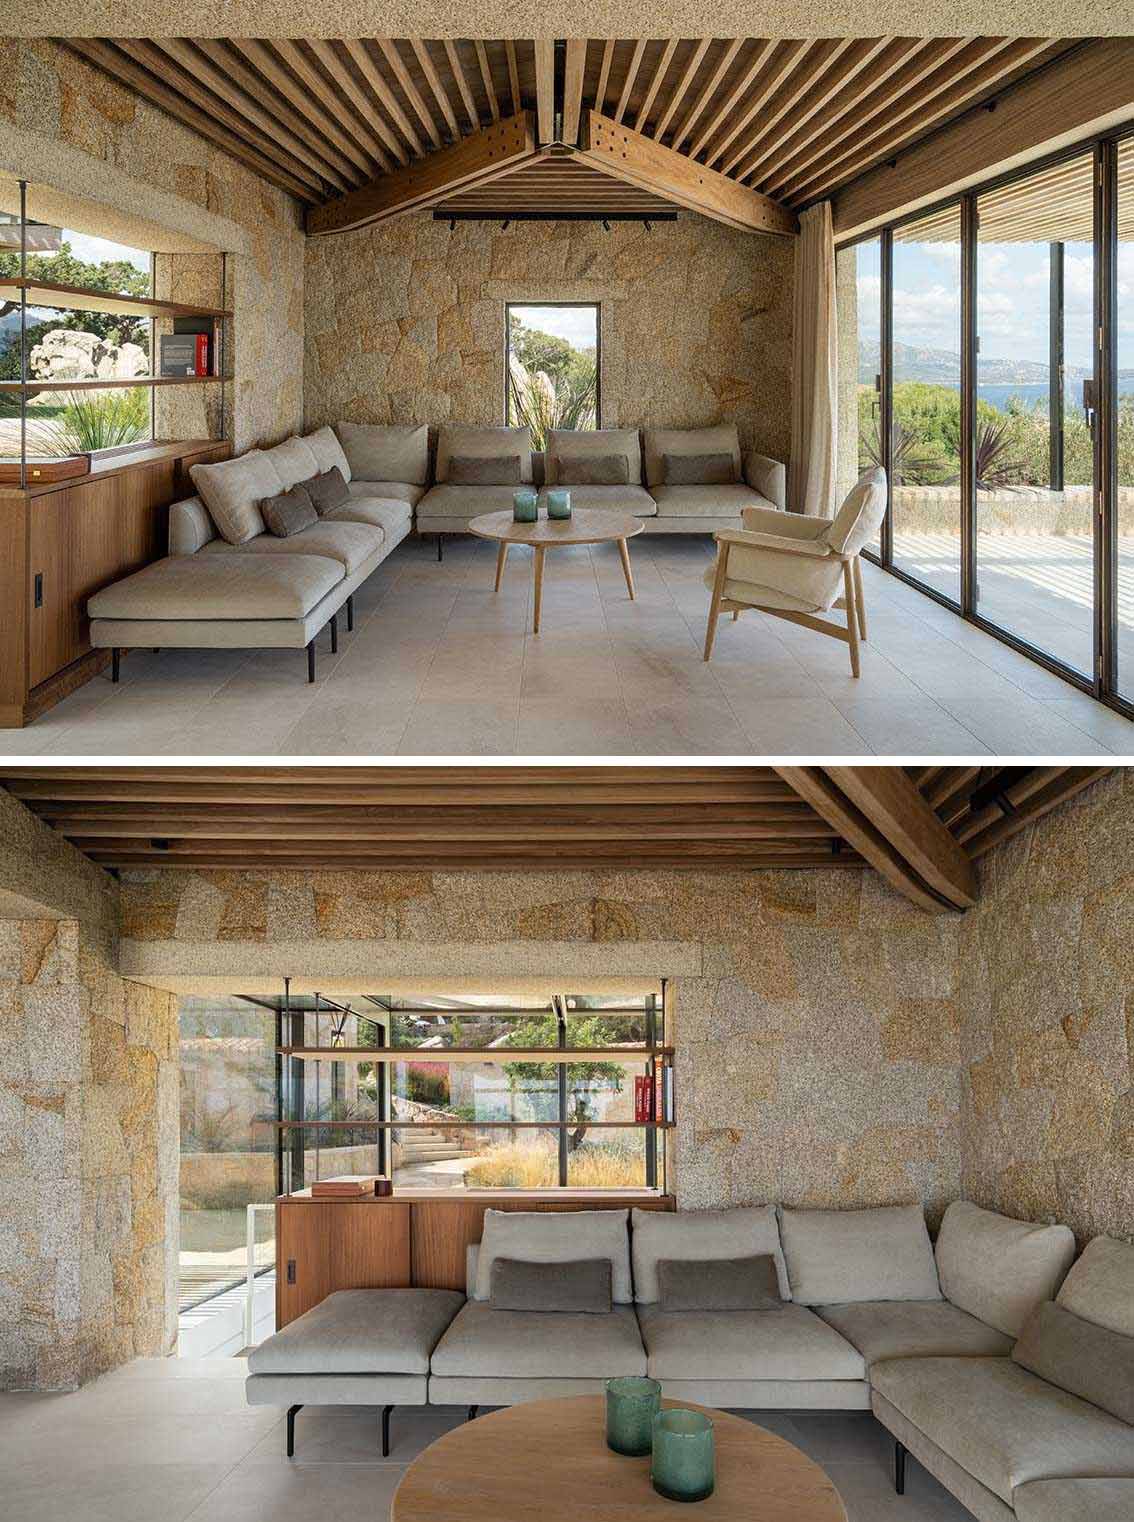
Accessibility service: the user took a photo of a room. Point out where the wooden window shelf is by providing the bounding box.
[276,1045,673,1062]
[271,1119,676,1130]
[0,276,230,321]
[0,374,223,393]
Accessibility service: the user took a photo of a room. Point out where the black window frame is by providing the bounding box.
[504,300,602,430]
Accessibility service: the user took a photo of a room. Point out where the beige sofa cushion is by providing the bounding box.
[205,520,382,576]
[935,1201,1076,1338]
[303,425,352,482]
[871,1356,1134,1504]
[781,1206,941,1306]
[343,479,424,508]
[1013,1300,1134,1425]
[430,1301,646,1379]
[637,1303,864,1382]
[262,435,320,491]
[325,496,412,538]
[545,428,642,487]
[417,483,522,522]
[336,422,429,485]
[474,1209,631,1303]
[817,1300,1013,1372]
[631,1205,789,1303]
[1056,1235,1134,1336]
[652,483,774,518]
[189,450,281,545]
[87,553,342,621]
[247,1287,463,1375]
[1015,1479,1134,1522]
[436,424,532,484]
[643,425,741,489]
[537,485,656,516]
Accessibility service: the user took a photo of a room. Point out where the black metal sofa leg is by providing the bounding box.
[287,1403,303,1458]
[894,1439,907,1495]
[330,612,338,655]
[346,594,354,632]
[306,641,316,683]
[466,1404,478,1422]
[381,1404,393,1457]
[111,648,120,683]
[437,534,443,562]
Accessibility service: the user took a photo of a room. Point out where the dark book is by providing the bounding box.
[159,333,199,377]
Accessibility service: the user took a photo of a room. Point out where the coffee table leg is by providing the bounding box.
[533,545,546,634]
[618,537,636,600]
[494,541,509,593]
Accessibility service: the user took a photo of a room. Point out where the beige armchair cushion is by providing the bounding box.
[824,467,887,555]
[705,530,844,613]
[545,428,642,486]
[189,449,281,546]
[643,424,741,489]
[436,424,532,484]
[336,422,429,485]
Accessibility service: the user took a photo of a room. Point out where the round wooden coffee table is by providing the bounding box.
[391,1395,847,1522]
[468,508,645,633]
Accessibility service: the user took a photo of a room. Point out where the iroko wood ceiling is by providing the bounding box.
[60,36,1080,226]
[0,765,1110,914]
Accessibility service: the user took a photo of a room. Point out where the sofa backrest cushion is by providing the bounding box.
[304,426,352,483]
[473,1209,631,1303]
[780,1204,941,1305]
[262,435,320,491]
[489,1256,613,1314]
[169,496,216,556]
[935,1200,1076,1337]
[189,449,281,546]
[824,466,888,556]
[1013,1300,1134,1425]
[437,424,532,485]
[643,424,741,489]
[1056,1236,1134,1337]
[545,428,642,487]
[631,1205,790,1303]
[657,1254,783,1312]
[336,422,429,486]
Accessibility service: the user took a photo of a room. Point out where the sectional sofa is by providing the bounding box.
[245,1200,1134,1522]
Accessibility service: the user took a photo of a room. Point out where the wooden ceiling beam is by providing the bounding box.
[86,852,864,873]
[671,39,743,153]
[613,40,647,126]
[562,38,588,145]
[342,38,425,156]
[578,111,798,235]
[534,39,556,144]
[444,40,480,131]
[633,39,679,132]
[688,38,781,163]
[228,38,375,178]
[594,40,616,115]
[267,38,392,173]
[651,38,710,142]
[59,39,318,202]
[708,38,846,172]
[474,40,501,122]
[305,37,407,166]
[409,39,461,140]
[307,111,538,235]
[504,40,522,116]
[376,38,442,148]
[961,769,1111,859]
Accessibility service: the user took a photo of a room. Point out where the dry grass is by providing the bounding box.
[465,1138,645,1189]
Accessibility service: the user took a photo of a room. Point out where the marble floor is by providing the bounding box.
[3,533,1132,757]
[0,1359,975,1522]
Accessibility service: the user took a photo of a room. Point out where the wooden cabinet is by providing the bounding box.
[0,439,230,727]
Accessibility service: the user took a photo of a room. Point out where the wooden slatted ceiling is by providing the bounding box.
[59,36,1079,218]
[434,154,676,217]
[0,767,1110,910]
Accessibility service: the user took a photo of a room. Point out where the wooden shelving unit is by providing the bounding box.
[0,374,223,394]
[0,276,231,321]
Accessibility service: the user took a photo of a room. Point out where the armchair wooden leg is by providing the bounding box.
[853,557,867,640]
[732,610,739,621]
[703,546,729,662]
[842,561,861,678]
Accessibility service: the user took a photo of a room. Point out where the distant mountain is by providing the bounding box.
[857,338,1095,386]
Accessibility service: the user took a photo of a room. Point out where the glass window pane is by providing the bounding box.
[566,1130,648,1189]
[506,304,598,448]
[975,151,1096,674]
[891,205,963,601]
[837,237,883,554]
[1116,137,1134,699]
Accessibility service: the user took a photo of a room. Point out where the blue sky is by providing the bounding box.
[512,304,597,350]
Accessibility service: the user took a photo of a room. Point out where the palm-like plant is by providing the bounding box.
[972,416,1026,492]
[43,385,150,455]
[508,353,597,452]
[861,416,952,486]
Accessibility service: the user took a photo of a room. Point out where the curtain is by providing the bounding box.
[789,201,838,516]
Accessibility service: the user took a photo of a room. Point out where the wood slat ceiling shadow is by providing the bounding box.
[58,36,1081,222]
[0,766,1111,913]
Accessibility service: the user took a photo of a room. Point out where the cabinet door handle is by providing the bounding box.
[34,572,43,609]
[287,1259,296,1284]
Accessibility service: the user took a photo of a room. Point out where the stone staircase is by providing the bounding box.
[396,1127,479,1166]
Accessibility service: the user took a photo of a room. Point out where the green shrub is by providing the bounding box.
[44,386,150,455]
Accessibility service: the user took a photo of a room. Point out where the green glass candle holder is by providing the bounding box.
[605,1376,661,1457]
[513,488,538,523]
[651,1408,715,1503]
[546,487,572,519]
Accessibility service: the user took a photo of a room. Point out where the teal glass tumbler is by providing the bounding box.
[651,1408,715,1503]
[546,487,572,519]
[513,488,538,523]
[605,1376,661,1457]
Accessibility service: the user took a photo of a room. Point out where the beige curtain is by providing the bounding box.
[789,201,838,516]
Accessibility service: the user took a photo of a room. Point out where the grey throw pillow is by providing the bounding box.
[1013,1300,1134,1425]
[657,1254,783,1312]
[448,454,522,486]
[302,467,350,515]
[489,1257,612,1314]
[664,451,736,486]
[553,453,630,486]
[261,484,318,538]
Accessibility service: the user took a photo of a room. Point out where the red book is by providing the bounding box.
[634,1075,646,1123]
[195,332,210,376]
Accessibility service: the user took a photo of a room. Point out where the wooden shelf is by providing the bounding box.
[271,1119,675,1130]
[0,439,226,499]
[0,374,222,394]
[277,1045,672,1062]
[279,1187,672,1202]
[0,277,230,321]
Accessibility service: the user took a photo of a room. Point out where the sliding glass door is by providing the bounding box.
[845,236,884,556]
[890,206,964,603]
[973,150,1097,675]
[1116,136,1134,701]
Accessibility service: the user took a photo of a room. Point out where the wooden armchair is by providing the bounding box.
[702,468,888,677]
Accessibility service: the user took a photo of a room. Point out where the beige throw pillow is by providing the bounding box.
[190,450,281,545]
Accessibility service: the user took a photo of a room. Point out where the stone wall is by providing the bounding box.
[1,38,305,453]
[119,863,964,1224]
[304,212,794,463]
[957,769,1133,1245]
